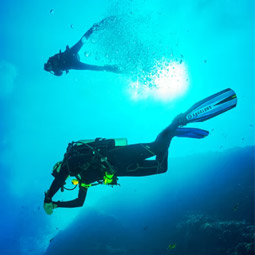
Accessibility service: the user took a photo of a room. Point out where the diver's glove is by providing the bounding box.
[44,191,57,215]
[43,202,58,215]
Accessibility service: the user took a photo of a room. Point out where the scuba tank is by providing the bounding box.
[65,138,127,174]
[65,138,127,157]
[74,137,127,148]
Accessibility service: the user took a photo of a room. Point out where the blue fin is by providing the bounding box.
[175,127,209,139]
[183,88,237,124]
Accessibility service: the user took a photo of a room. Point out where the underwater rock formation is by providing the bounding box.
[175,214,254,255]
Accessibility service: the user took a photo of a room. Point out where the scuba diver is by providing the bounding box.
[44,17,120,76]
[44,88,237,215]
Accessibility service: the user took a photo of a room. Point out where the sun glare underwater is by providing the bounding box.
[129,60,189,101]
[0,0,254,255]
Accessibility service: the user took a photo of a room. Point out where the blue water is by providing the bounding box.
[0,0,254,254]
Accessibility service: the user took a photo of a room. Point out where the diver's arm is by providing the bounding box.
[44,167,69,215]
[44,178,65,203]
[44,166,69,202]
[53,187,87,208]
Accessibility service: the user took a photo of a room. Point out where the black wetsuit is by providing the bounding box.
[44,17,120,76]
[44,121,178,208]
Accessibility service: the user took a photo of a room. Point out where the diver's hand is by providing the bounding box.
[44,191,57,215]
[43,202,58,215]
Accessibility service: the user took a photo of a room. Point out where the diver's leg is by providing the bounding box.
[70,62,105,71]
[82,16,117,40]
[107,114,184,174]
[117,151,169,177]
[69,40,84,55]
[107,143,157,168]
[151,113,185,155]
[71,62,120,73]
[107,141,169,176]
[114,119,179,177]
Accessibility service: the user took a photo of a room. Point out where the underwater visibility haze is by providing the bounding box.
[0,0,254,254]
